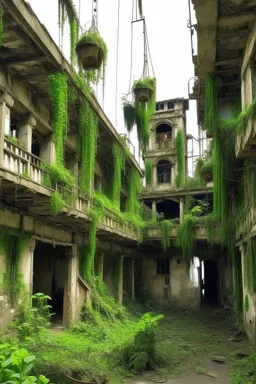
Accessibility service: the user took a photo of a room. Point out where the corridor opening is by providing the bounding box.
[202,259,219,304]
[33,241,69,324]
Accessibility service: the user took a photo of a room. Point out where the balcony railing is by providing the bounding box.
[2,138,140,241]
[155,140,172,150]
[4,138,43,184]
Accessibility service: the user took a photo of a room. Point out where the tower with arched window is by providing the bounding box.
[143,98,189,220]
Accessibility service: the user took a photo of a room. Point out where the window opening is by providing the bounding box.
[157,160,171,183]
[157,259,170,274]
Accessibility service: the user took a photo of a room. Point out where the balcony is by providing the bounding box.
[0,138,140,244]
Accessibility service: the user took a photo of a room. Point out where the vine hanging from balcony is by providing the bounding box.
[112,143,125,208]
[0,230,30,307]
[160,220,174,252]
[78,100,98,194]
[48,72,68,166]
[126,166,142,215]
[58,0,79,65]
[175,129,185,188]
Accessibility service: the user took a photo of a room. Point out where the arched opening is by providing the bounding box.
[155,124,172,149]
[157,160,171,184]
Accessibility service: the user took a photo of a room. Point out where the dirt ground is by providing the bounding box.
[126,306,252,384]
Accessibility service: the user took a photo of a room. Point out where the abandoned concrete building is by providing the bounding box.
[0,0,255,345]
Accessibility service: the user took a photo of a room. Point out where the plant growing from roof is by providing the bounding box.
[133,77,156,151]
[76,29,108,84]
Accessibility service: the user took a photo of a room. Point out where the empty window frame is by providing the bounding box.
[157,259,170,274]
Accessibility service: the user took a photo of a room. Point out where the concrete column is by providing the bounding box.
[152,199,157,220]
[117,255,124,304]
[180,197,184,223]
[98,252,104,279]
[152,165,157,189]
[130,258,135,301]
[0,92,14,166]
[19,237,36,295]
[40,136,56,163]
[65,154,79,185]
[63,244,78,325]
[18,115,36,152]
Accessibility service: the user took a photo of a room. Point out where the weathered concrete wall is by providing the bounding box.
[219,255,233,306]
[141,256,200,309]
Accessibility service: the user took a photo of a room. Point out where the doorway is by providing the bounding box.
[202,260,219,304]
[33,241,69,324]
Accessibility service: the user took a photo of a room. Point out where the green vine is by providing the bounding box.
[78,100,98,194]
[112,143,125,207]
[58,0,79,65]
[145,160,152,185]
[123,101,136,133]
[50,191,65,214]
[176,214,196,262]
[160,220,174,252]
[203,75,218,136]
[175,129,185,188]
[0,229,30,307]
[48,72,68,166]
[126,167,142,215]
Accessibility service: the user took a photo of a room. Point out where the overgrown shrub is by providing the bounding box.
[12,292,53,341]
[122,312,163,372]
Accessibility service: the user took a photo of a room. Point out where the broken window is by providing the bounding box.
[156,102,164,111]
[156,258,170,275]
[167,101,174,110]
[156,124,172,143]
[157,160,171,183]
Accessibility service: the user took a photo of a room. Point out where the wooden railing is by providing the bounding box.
[4,138,44,184]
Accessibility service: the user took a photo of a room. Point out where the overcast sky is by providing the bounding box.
[28,0,198,163]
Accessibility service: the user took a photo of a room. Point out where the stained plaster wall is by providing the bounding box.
[141,255,200,308]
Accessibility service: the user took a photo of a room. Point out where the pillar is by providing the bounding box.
[130,258,135,301]
[40,136,56,163]
[65,154,79,186]
[180,197,184,223]
[117,255,124,304]
[0,92,14,166]
[63,244,78,325]
[19,237,36,295]
[152,165,157,189]
[18,115,36,152]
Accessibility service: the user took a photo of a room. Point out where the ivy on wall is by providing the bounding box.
[175,129,185,188]
[112,143,125,208]
[125,166,142,215]
[145,160,152,185]
[160,220,174,252]
[78,101,98,194]
[0,230,30,307]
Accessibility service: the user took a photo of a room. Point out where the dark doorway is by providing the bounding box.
[33,241,69,323]
[203,260,218,303]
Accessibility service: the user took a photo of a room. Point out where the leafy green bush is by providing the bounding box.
[0,344,51,383]
[123,312,164,372]
[12,293,53,341]
[230,354,256,384]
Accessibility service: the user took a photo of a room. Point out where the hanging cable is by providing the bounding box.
[115,0,121,129]
[127,0,135,95]
[145,22,155,78]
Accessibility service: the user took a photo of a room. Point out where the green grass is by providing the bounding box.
[1,307,238,383]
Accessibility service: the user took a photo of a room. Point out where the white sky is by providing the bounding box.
[28,0,198,165]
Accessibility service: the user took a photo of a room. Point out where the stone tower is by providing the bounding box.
[143,98,189,219]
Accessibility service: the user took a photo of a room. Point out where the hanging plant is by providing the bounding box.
[123,101,136,133]
[76,29,107,83]
[133,77,155,103]
[133,78,156,150]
